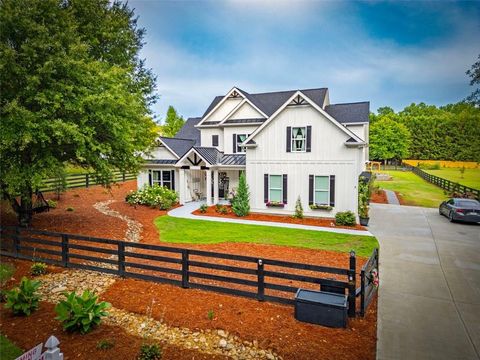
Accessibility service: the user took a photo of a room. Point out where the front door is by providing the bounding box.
[218,172,229,198]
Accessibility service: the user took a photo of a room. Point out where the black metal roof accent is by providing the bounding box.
[174,117,201,145]
[220,154,246,166]
[325,102,370,124]
[193,147,222,165]
[223,118,267,124]
[145,159,178,165]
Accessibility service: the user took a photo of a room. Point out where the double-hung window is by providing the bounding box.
[236,134,247,153]
[291,127,306,152]
[269,175,283,202]
[152,170,172,190]
[314,176,330,205]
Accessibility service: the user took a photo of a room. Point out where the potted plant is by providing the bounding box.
[358,178,370,226]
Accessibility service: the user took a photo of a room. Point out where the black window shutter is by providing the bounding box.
[264,174,269,203]
[283,174,288,204]
[212,135,218,147]
[286,127,291,152]
[306,126,312,152]
[329,175,335,207]
[233,134,237,153]
[309,175,314,205]
[171,170,175,191]
[148,170,152,186]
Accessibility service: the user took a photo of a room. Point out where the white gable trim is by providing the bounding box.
[242,91,363,145]
[218,98,247,125]
[175,147,212,166]
[197,87,268,127]
[219,97,267,125]
[156,138,180,159]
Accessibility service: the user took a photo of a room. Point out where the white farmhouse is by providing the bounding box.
[138,87,369,218]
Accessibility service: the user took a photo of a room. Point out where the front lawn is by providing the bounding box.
[424,167,480,189]
[375,170,448,208]
[0,334,23,360]
[154,216,377,257]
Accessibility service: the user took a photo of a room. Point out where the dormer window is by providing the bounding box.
[291,127,306,152]
[234,134,248,153]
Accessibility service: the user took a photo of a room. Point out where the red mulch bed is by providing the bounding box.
[370,190,388,204]
[102,278,377,360]
[0,302,226,360]
[192,205,366,231]
[1,183,377,360]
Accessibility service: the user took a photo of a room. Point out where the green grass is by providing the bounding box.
[375,170,448,208]
[424,167,480,189]
[0,334,23,360]
[0,263,14,284]
[154,216,378,257]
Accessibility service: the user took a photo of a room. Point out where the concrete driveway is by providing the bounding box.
[369,203,480,360]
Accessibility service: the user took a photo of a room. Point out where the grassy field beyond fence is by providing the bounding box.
[423,168,480,189]
[403,159,479,169]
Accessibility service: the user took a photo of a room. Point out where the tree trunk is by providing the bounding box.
[18,190,33,227]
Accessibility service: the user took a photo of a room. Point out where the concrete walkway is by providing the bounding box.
[384,190,400,205]
[369,203,480,360]
[168,201,373,236]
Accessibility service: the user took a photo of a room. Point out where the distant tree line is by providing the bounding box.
[369,102,480,163]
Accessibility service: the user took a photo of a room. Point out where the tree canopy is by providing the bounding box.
[0,0,157,225]
[369,117,411,163]
[466,54,480,105]
[161,106,185,137]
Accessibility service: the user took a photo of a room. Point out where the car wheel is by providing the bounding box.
[439,207,443,216]
[448,211,455,222]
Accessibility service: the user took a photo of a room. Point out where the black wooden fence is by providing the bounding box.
[405,164,480,199]
[0,226,378,317]
[39,171,136,193]
[359,248,379,316]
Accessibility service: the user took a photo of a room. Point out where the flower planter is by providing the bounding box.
[310,204,333,211]
[359,216,369,226]
[266,202,285,208]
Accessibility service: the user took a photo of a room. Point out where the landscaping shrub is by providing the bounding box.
[418,162,441,170]
[231,172,250,217]
[66,206,74,212]
[126,185,178,210]
[139,344,162,360]
[358,179,370,219]
[216,205,228,214]
[335,211,356,226]
[293,196,304,219]
[30,262,47,276]
[4,277,41,315]
[47,199,57,208]
[207,309,215,320]
[55,290,111,334]
[199,204,208,213]
[97,339,115,350]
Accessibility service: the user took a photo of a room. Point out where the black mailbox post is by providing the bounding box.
[294,289,348,328]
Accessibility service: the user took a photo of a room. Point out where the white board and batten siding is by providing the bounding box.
[200,127,224,151]
[246,105,363,217]
[228,102,264,120]
[204,98,242,122]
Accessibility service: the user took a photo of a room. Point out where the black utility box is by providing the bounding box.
[294,289,348,328]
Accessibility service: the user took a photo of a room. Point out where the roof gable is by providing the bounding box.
[175,117,201,144]
[159,137,195,158]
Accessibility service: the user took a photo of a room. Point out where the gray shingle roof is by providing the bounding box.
[193,147,222,165]
[223,118,266,124]
[201,88,328,120]
[160,137,194,158]
[325,102,370,124]
[175,117,201,144]
[220,154,246,166]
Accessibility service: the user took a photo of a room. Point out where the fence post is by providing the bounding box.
[360,269,365,317]
[182,249,189,288]
[348,250,356,317]
[61,234,69,267]
[85,174,89,188]
[118,242,125,277]
[13,227,20,258]
[257,259,265,301]
[122,172,126,182]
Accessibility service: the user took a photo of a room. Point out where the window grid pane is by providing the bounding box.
[269,175,282,189]
[315,191,329,205]
[315,176,328,190]
[269,189,282,202]
[292,127,306,152]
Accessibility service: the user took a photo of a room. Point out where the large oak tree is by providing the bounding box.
[0,0,157,225]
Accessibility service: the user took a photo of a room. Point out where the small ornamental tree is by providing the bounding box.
[232,172,250,217]
[293,196,304,219]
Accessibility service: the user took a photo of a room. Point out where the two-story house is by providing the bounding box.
[137,87,369,218]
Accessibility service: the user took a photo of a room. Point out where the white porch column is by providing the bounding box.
[213,169,219,204]
[179,169,186,205]
[206,169,212,205]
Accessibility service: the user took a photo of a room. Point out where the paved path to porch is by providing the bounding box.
[384,189,400,205]
[168,201,373,236]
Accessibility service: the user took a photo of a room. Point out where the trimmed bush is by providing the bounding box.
[199,204,208,213]
[30,262,47,276]
[231,172,250,217]
[293,196,304,219]
[335,211,356,226]
[4,277,41,315]
[55,290,111,334]
[139,344,162,360]
[126,185,178,210]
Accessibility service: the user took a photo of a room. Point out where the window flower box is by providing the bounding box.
[309,204,333,211]
[266,201,285,208]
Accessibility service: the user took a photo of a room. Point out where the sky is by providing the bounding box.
[126,0,480,122]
